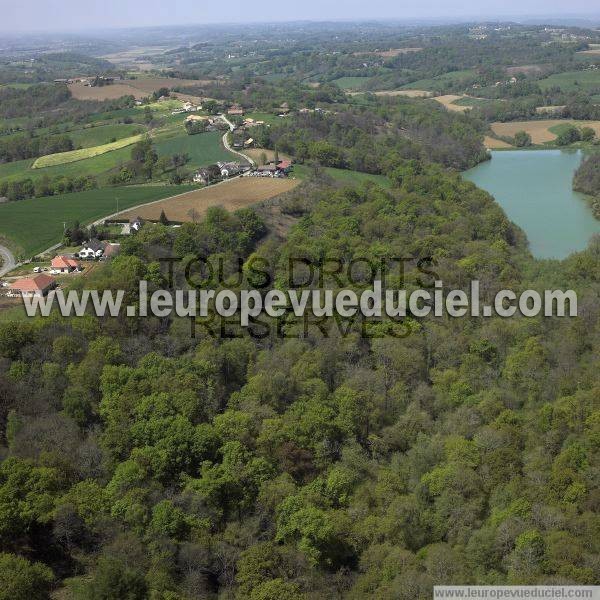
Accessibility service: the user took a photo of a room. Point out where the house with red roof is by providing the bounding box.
[6,274,57,298]
[50,256,81,274]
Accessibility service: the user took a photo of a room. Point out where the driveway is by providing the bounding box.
[0,244,16,277]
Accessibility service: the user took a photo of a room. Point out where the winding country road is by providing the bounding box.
[0,244,16,277]
[219,114,256,167]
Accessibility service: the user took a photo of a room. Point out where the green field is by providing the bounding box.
[294,164,391,187]
[155,131,236,168]
[0,83,33,89]
[402,69,477,91]
[0,158,35,180]
[68,123,144,148]
[538,70,600,92]
[0,184,195,256]
[84,107,143,124]
[0,144,140,184]
[332,76,372,90]
[452,96,500,107]
[33,134,145,168]
[245,112,281,125]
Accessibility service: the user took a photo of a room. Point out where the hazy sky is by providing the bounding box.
[1,0,598,32]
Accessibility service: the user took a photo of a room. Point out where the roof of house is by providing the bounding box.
[10,274,56,292]
[51,256,80,269]
[102,243,121,257]
[83,238,104,252]
[277,160,292,170]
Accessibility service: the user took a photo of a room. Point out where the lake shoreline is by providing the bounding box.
[463,149,600,260]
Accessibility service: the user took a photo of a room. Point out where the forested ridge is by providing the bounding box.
[0,155,599,598]
[573,152,600,218]
[259,98,488,172]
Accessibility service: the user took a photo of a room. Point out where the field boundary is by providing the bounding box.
[32,134,145,169]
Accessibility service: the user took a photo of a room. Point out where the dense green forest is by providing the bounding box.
[1,18,600,599]
[259,98,488,172]
[1,156,599,597]
[573,152,600,217]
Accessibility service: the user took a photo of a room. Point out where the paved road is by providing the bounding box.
[219,115,256,167]
[0,244,16,277]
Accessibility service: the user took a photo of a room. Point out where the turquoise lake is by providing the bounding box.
[463,149,600,260]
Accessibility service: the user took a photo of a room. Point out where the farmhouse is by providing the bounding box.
[6,274,57,298]
[218,161,250,178]
[251,159,293,178]
[50,255,81,274]
[193,168,212,184]
[228,103,244,116]
[79,239,105,260]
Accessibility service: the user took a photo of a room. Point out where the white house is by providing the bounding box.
[130,217,144,232]
[79,239,104,260]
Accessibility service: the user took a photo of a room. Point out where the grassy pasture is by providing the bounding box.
[332,76,372,90]
[294,165,391,187]
[0,185,195,256]
[0,145,137,184]
[68,123,144,148]
[32,134,144,168]
[155,131,236,168]
[245,112,281,125]
[537,70,600,92]
[401,69,476,91]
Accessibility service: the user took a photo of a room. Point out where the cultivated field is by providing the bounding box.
[119,177,300,222]
[243,148,292,164]
[490,119,600,144]
[69,82,148,101]
[69,77,208,101]
[483,136,513,149]
[127,77,207,94]
[100,46,171,71]
[32,134,144,168]
[432,95,471,112]
[0,185,195,256]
